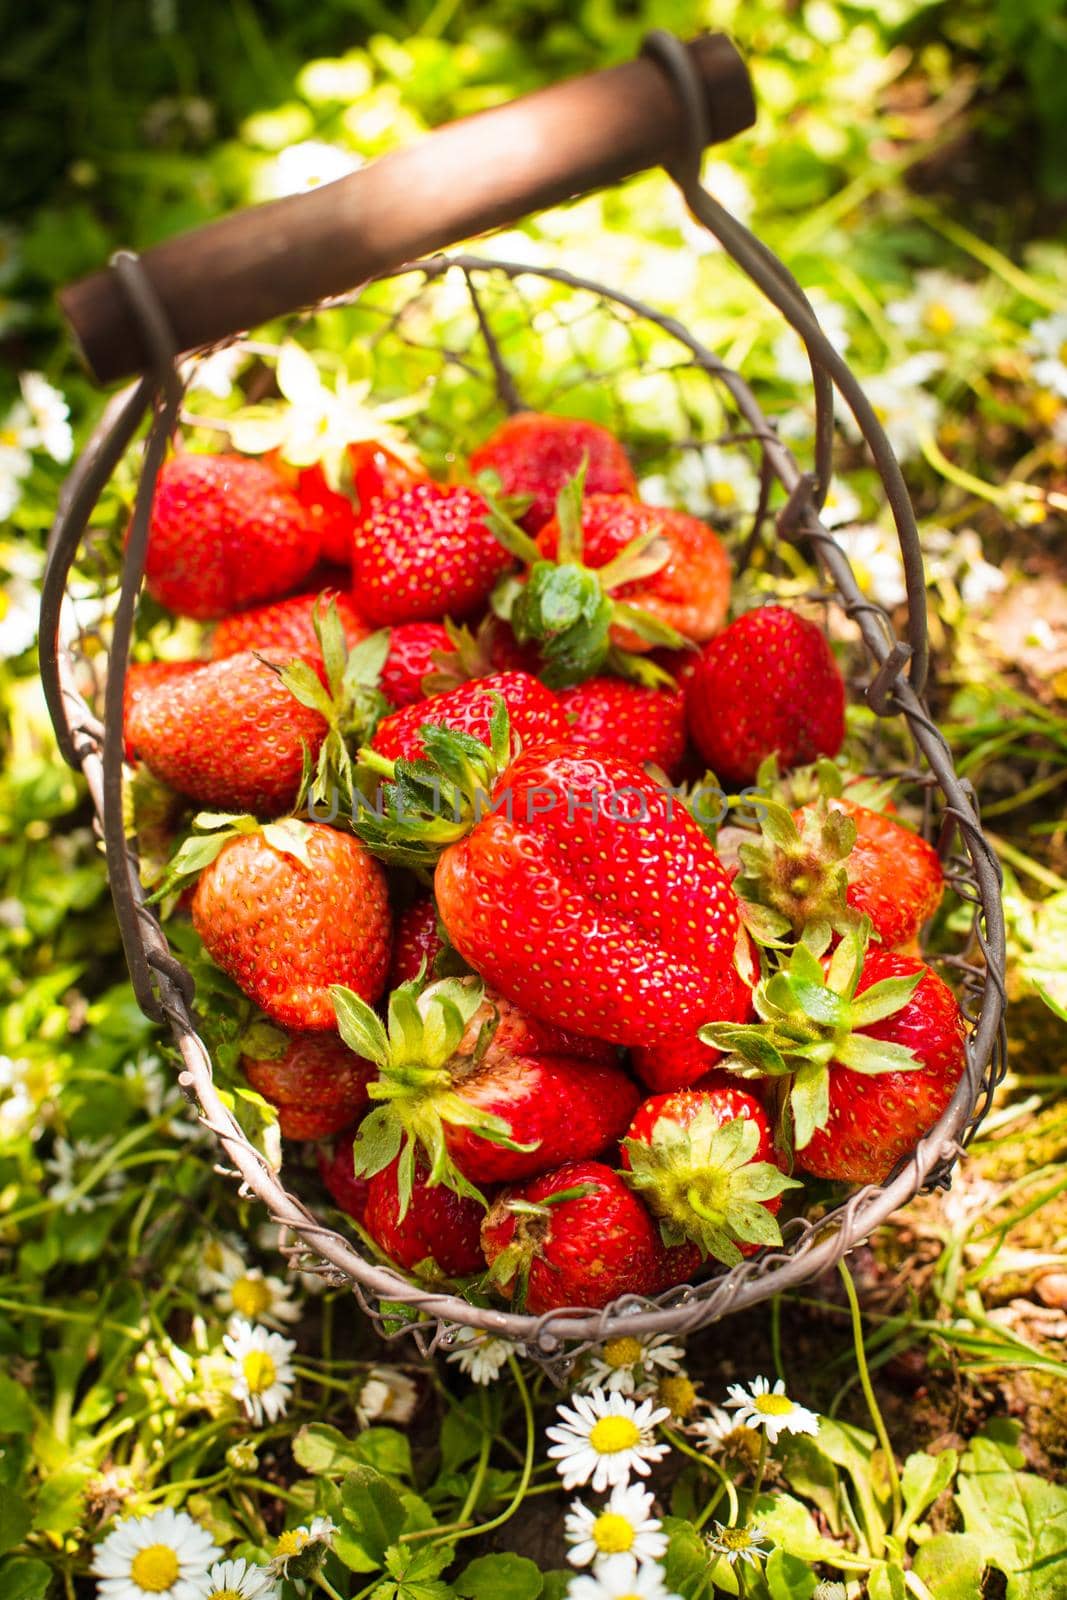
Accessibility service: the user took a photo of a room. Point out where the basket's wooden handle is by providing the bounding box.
[58,32,754,384]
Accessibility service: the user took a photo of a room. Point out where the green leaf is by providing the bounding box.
[0,1558,52,1600]
[455,1552,543,1600]
[791,1061,830,1148]
[662,1516,716,1597]
[332,986,391,1064]
[350,1106,404,1180]
[912,1533,987,1598]
[340,1465,406,1566]
[281,657,336,719]
[376,1540,455,1600]
[0,1376,34,1435]
[765,1546,818,1600]
[956,1424,1067,1597]
[260,816,314,867]
[754,1491,854,1568]
[833,1033,919,1075]
[812,1417,890,1556]
[866,1562,906,1600]
[0,1488,32,1558]
[898,1448,958,1541]
[293,1422,364,1476]
[848,971,923,1028]
[354,1428,414,1483]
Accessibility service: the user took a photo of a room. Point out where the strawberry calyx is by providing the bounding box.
[277,598,391,813]
[352,694,512,870]
[734,795,859,943]
[330,972,538,1218]
[481,463,687,686]
[700,920,924,1152]
[484,1181,597,1311]
[622,1108,800,1266]
[153,810,315,900]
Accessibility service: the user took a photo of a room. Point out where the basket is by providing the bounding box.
[40,32,1006,1371]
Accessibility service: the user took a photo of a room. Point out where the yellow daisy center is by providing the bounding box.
[209,1590,243,1600]
[592,1511,635,1553]
[275,1529,308,1557]
[753,1393,794,1417]
[873,403,890,422]
[0,591,10,622]
[588,1416,642,1455]
[130,1544,180,1592]
[603,1336,643,1370]
[242,1350,276,1396]
[1032,389,1061,425]
[231,1275,272,1319]
[717,1526,756,1552]
[1059,340,1067,366]
[923,302,956,336]
[710,479,737,508]
[657,1375,698,1418]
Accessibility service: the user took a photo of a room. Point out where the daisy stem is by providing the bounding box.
[313,1572,347,1600]
[745,1431,769,1523]
[693,1456,738,1531]
[839,1260,902,1538]
[445,1354,535,1546]
[455,1388,494,1527]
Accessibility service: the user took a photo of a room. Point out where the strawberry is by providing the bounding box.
[210,589,369,662]
[368,670,571,765]
[558,676,688,778]
[734,793,944,951]
[123,660,202,762]
[389,894,447,988]
[379,621,455,707]
[621,1084,798,1265]
[144,454,319,619]
[631,939,756,1092]
[125,651,327,816]
[318,1138,370,1224]
[686,606,846,786]
[364,1153,486,1276]
[277,444,430,566]
[704,924,967,1185]
[481,1159,663,1312]
[188,817,391,1031]
[358,715,747,1050]
[352,482,514,624]
[348,440,430,516]
[241,1028,375,1140]
[331,975,637,1199]
[469,411,637,532]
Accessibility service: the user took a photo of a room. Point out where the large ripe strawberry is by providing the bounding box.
[368,670,570,765]
[364,1153,486,1277]
[379,621,455,707]
[242,1028,375,1140]
[631,937,756,1093]
[211,589,369,662]
[469,411,637,532]
[189,817,391,1031]
[735,792,944,951]
[481,1159,663,1312]
[622,1084,798,1265]
[123,660,203,762]
[331,975,637,1202]
[318,1138,370,1224]
[125,651,327,816]
[389,894,447,988]
[144,454,319,619]
[558,676,688,779]
[686,606,846,786]
[351,482,514,625]
[704,924,967,1185]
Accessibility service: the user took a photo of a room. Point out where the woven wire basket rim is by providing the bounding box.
[41,235,1007,1365]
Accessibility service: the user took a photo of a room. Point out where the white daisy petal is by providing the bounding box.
[222,1318,296,1425]
[724,1375,820,1444]
[446,1328,512,1385]
[707,1520,772,1568]
[578,1334,685,1397]
[565,1553,682,1600]
[886,270,985,341]
[564,1481,667,1569]
[1027,312,1067,400]
[547,1389,671,1492]
[90,1509,221,1600]
[356,1367,418,1426]
[190,1557,281,1600]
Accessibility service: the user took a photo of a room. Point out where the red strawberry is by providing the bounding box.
[427,745,746,1049]
[536,495,731,652]
[270,444,428,567]
[469,412,637,533]
[211,589,369,662]
[125,651,327,816]
[333,975,636,1193]
[631,940,756,1093]
[369,670,571,765]
[703,930,967,1186]
[797,950,966,1185]
[145,454,318,619]
[364,1154,486,1276]
[622,1084,797,1264]
[828,798,943,949]
[318,1138,370,1224]
[558,676,688,778]
[352,482,514,624]
[349,441,429,516]
[481,1159,663,1312]
[379,621,455,707]
[686,606,846,786]
[190,819,391,1031]
[123,660,203,762]
[389,895,446,988]
[242,1030,375,1140]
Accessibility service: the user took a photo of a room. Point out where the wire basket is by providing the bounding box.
[40,32,1006,1372]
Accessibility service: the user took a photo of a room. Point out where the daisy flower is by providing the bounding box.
[579,1334,685,1397]
[547,1390,671,1492]
[846,353,942,461]
[356,1366,418,1426]
[924,527,1007,609]
[707,1521,771,1568]
[91,1508,221,1600]
[818,478,862,529]
[45,1137,126,1214]
[214,1263,300,1330]
[689,1405,747,1452]
[773,295,851,387]
[12,372,74,463]
[647,1372,701,1422]
[191,1558,280,1600]
[446,1327,512,1385]
[831,523,908,609]
[639,445,759,521]
[565,1482,667,1568]
[1027,312,1067,400]
[183,345,245,400]
[0,573,39,659]
[195,1236,248,1296]
[886,270,985,341]
[259,140,362,200]
[267,1517,336,1579]
[223,1319,296,1425]
[565,1554,682,1600]
[725,1376,820,1444]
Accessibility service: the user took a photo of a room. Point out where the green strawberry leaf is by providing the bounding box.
[332,985,391,1064]
[261,816,314,866]
[833,1033,919,1075]
[791,1061,830,1149]
[350,1106,405,1182]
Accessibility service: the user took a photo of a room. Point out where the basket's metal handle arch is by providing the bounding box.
[57,32,755,385]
